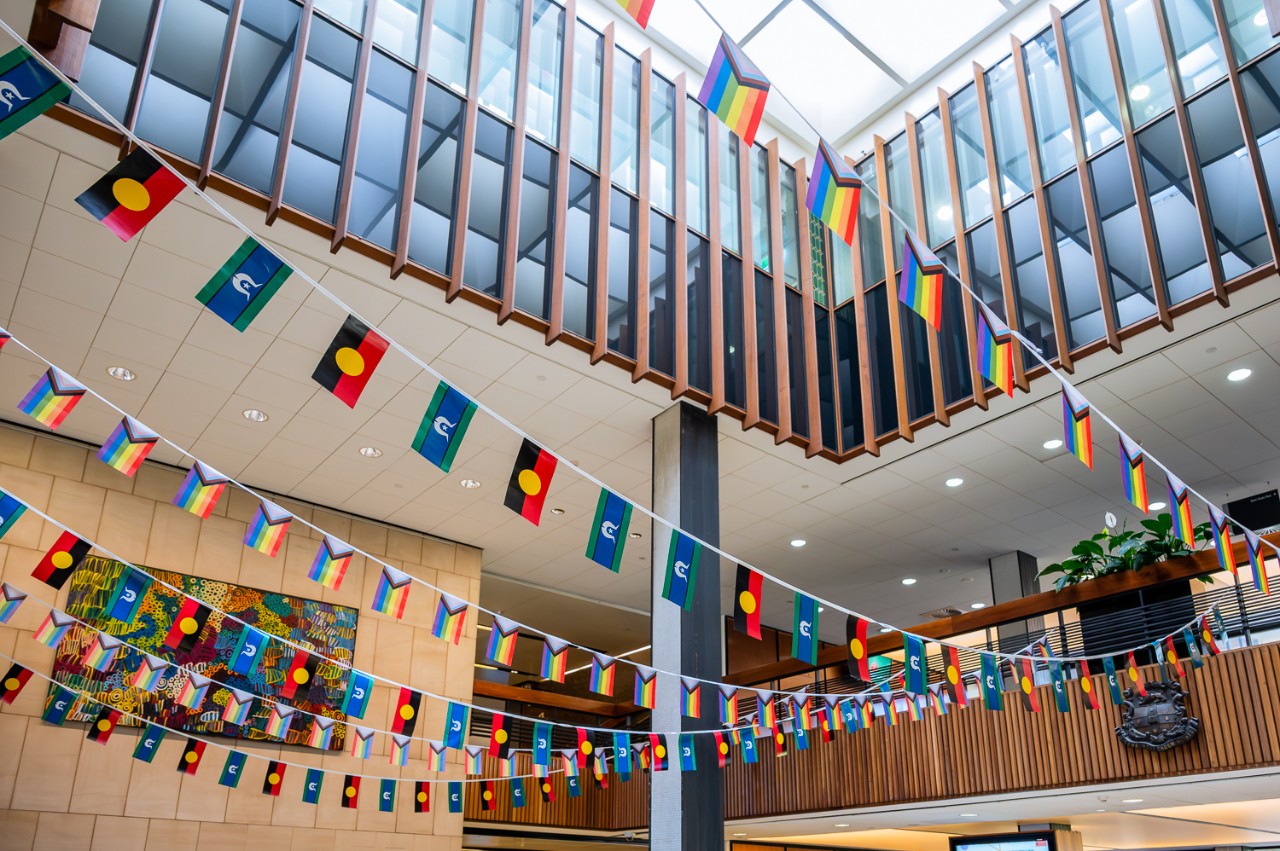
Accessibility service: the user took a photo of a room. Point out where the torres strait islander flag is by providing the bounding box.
[586,488,632,572]
[312,315,389,408]
[0,46,70,142]
[76,148,185,241]
[196,238,291,331]
[413,381,476,472]
[0,490,26,541]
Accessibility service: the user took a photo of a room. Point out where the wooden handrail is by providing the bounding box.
[472,680,640,717]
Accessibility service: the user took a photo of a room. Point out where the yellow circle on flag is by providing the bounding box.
[335,347,365,376]
[399,704,415,721]
[947,666,959,685]
[654,744,666,759]
[518,469,542,496]
[1081,678,1092,693]
[738,591,757,615]
[97,719,111,732]
[1021,676,1033,694]
[775,733,784,745]
[417,791,427,803]
[268,772,280,785]
[541,782,551,794]
[718,742,729,755]
[850,638,864,658]
[482,790,493,801]
[112,178,150,212]
[185,751,198,764]
[1128,667,1138,682]
[3,677,18,691]
[293,668,310,684]
[495,729,508,744]
[345,786,356,798]
[179,617,199,635]
[1203,629,1213,645]
[51,551,73,569]
[581,740,593,755]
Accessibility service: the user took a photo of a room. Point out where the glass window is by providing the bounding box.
[950,85,993,227]
[901,306,933,423]
[1111,0,1174,127]
[315,0,364,30]
[810,215,829,306]
[649,213,675,375]
[724,255,747,409]
[651,75,676,214]
[1046,172,1107,348]
[526,0,564,144]
[917,110,956,246]
[986,57,1033,205]
[1188,82,1270,276]
[687,100,709,234]
[752,145,772,272]
[834,302,864,450]
[865,286,898,436]
[1063,3,1122,156]
[1023,30,1075,180]
[754,272,778,423]
[1135,113,1212,303]
[282,17,358,223]
[935,243,974,405]
[1164,0,1228,95]
[688,235,713,393]
[611,50,640,192]
[477,0,520,120]
[884,133,915,267]
[966,219,1005,316]
[780,164,801,287]
[815,307,838,453]
[374,0,423,62]
[1004,197,1059,366]
[513,139,557,319]
[211,0,302,194]
[786,289,809,438]
[721,130,741,254]
[830,228,855,305]
[1223,0,1280,64]
[607,188,637,357]
[408,83,464,274]
[569,22,602,167]
[1243,50,1280,227]
[462,111,512,296]
[563,166,596,338]
[428,0,474,92]
[1089,144,1158,328]
[72,0,153,122]
[348,51,413,249]
[135,0,230,162]
[858,158,885,285]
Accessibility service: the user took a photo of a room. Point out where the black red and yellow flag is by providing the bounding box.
[413,781,430,813]
[504,438,558,525]
[262,760,286,796]
[177,738,206,775]
[86,706,121,744]
[846,615,871,681]
[576,726,593,768]
[1078,659,1101,710]
[489,712,511,759]
[1125,650,1148,696]
[649,733,669,771]
[392,686,421,736]
[1,663,31,704]
[943,644,968,707]
[481,780,498,811]
[76,149,184,241]
[281,648,318,700]
[341,775,360,808]
[312,315,389,408]
[733,564,763,638]
[1009,657,1041,712]
[714,731,731,767]
[539,777,556,802]
[163,597,211,654]
[772,727,788,758]
[31,530,90,590]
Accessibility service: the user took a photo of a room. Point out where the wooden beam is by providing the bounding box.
[472,679,639,717]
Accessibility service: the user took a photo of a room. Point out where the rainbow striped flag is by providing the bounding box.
[792,693,812,730]
[306,715,336,750]
[697,34,769,147]
[97,417,158,477]
[634,666,657,709]
[431,593,468,644]
[615,0,654,27]
[0,582,27,624]
[1167,473,1195,544]
[308,534,353,590]
[898,231,945,329]
[131,654,167,692]
[1208,504,1237,575]
[1118,435,1148,513]
[390,734,410,767]
[32,608,73,647]
[756,690,776,728]
[1245,529,1271,595]
[589,653,616,697]
[719,685,739,725]
[350,726,374,759]
[1062,385,1093,468]
[486,615,519,666]
[976,304,1014,396]
[264,704,296,739]
[222,688,254,725]
[82,632,122,672]
[681,677,701,718]
[426,741,447,772]
[542,635,569,682]
[465,745,484,775]
[18,368,85,429]
[371,565,411,618]
[245,501,291,558]
[806,139,861,248]
[173,461,228,519]
[176,673,212,710]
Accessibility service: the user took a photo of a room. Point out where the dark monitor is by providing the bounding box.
[950,833,1057,851]
[1225,489,1280,535]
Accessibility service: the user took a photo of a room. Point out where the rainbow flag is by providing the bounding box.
[131,654,167,691]
[97,417,159,477]
[306,715,336,749]
[431,593,468,644]
[245,501,291,558]
[264,704,295,739]
[1245,529,1271,595]
[806,139,861,248]
[390,734,410,767]
[905,694,922,722]
[176,673,212,710]
[589,653,615,697]
[308,535,353,590]
[1167,473,1195,544]
[371,565,411,618]
[18,368,85,429]
[32,608,73,647]
[465,745,484,775]
[82,632,122,672]
[173,461,228,519]
[426,740,447,772]
[616,0,654,27]
[756,690,776,728]
[222,688,254,725]
[486,615,519,667]
[898,231,945,328]
[633,666,656,709]
[350,726,374,759]
[860,698,875,728]
[542,635,569,682]
[1062,385,1093,468]
[719,686,739,725]
[697,34,770,147]
[1119,435,1148,513]
[681,677,701,718]
[976,304,1014,396]
[0,582,27,624]
[1208,504,1237,575]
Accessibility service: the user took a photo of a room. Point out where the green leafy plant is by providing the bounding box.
[1037,513,1213,591]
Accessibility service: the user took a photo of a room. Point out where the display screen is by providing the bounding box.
[951,834,1056,851]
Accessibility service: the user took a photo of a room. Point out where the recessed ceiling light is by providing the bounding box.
[1130,83,1150,101]
[106,366,135,381]
[732,834,748,838]
[878,626,894,634]
[628,531,642,539]
[242,409,268,422]
[960,813,978,817]
[945,477,964,488]
[790,538,807,548]
[1228,367,1252,382]
[1043,438,1063,450]
[1122,798,1143,804]
[550,507,565,515]
[1149,501,1167,511]
[971,602,986,609]
[901,577,917,586]
[1096,808,1106,812]
[359,446,382,458]
[460,479,481,489]
[834,823,850,828]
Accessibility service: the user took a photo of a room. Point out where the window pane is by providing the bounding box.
[1164,0,1228,95]
[809,215,828,306]
[282,17,358,223]
[513,139,556,318]
[408,83,464,274]
[918,110,955,245]
[986,57,1033,205]
[1089,144,1158,328]
[526,0,564,144]
[885,133,914,267]
[830,228,855,305]
[858,158,885,285]
[1004,197,1059,366]
[900,306,933,423]
[780,164,801,287]
[349,51,412,249]
[212,0,302,194]
[815,307,838,453]
[563,166,596,338]
[1046,172,1107,347]
[688,235,713,393]
[786,288,809,437]
[935,243,974,405]
[1222,0,1280,65]
[611,50,640,192]
[1063,3,1122,156]
[428,0,474,92]
[651,75,676,214]
[687,100,709,234]
[477,0,520,119]
[720,130,741,253]
[462,112,511,296]
[569,23,602,167]
[374,0,423,62]
[1111,0,1174,127]
[649,212,676,375]
[834,302,864,450]
[950,84,993,226]
[865,286,898,436]
[754,272,778,423]
[1135,113,1212,303]
[751,145,772,272]
[966,218,1005,316]
[607,188,637,357]
[72,0,152,123]
[724,255,747,409]
[1243,50,1280,227]
[315,0,364,30]
[1023,30,1075,180]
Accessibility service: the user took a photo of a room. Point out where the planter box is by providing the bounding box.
[1077,577,1196,661]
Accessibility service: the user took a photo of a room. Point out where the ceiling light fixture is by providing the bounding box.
[834,823,850,828]
[550,507,565,515]
[879,626,894,634]
[945,477,964,488]
[242,409,268,422]
[1228,367,1252,382]
[1043,438,1063,450]
[960,813,978,817]
[1122,798,1143,804]
[901,577,917,586]
[971,602,986,609]
[359,446,382,458]
[106,366,135,381]
[790,538,807,548]
[628,531,642,539]
[460,479,481,489]
[1149,501,1167,511]
[1130,83,1151,101]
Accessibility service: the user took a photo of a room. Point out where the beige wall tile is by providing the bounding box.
[192,514,246,585]
[122,736,179,820]
[11,716,82,812]
[81,453,138,496]
[90,816,149,851]
[28,438,87,483]
[143,818,200,850]
[0,807,39,850]
[289,828,337,851]
[173,746,230,823]
[32,811,95,850]
[144,504,201,574]
[0,713,28,807]
[69,728,134,816]
[193,821,248,851]
[97,491,157,565]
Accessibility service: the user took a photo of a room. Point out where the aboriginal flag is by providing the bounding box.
[76,148,184,241]
[312,315,389,408]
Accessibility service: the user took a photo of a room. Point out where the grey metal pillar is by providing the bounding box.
[650,402,723,850]
[989,550,1042,651]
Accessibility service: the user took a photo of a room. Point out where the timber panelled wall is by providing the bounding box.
[26,0,1280,461]
[461,642,1280,830]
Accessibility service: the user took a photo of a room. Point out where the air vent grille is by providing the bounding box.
[921,606,964,619]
